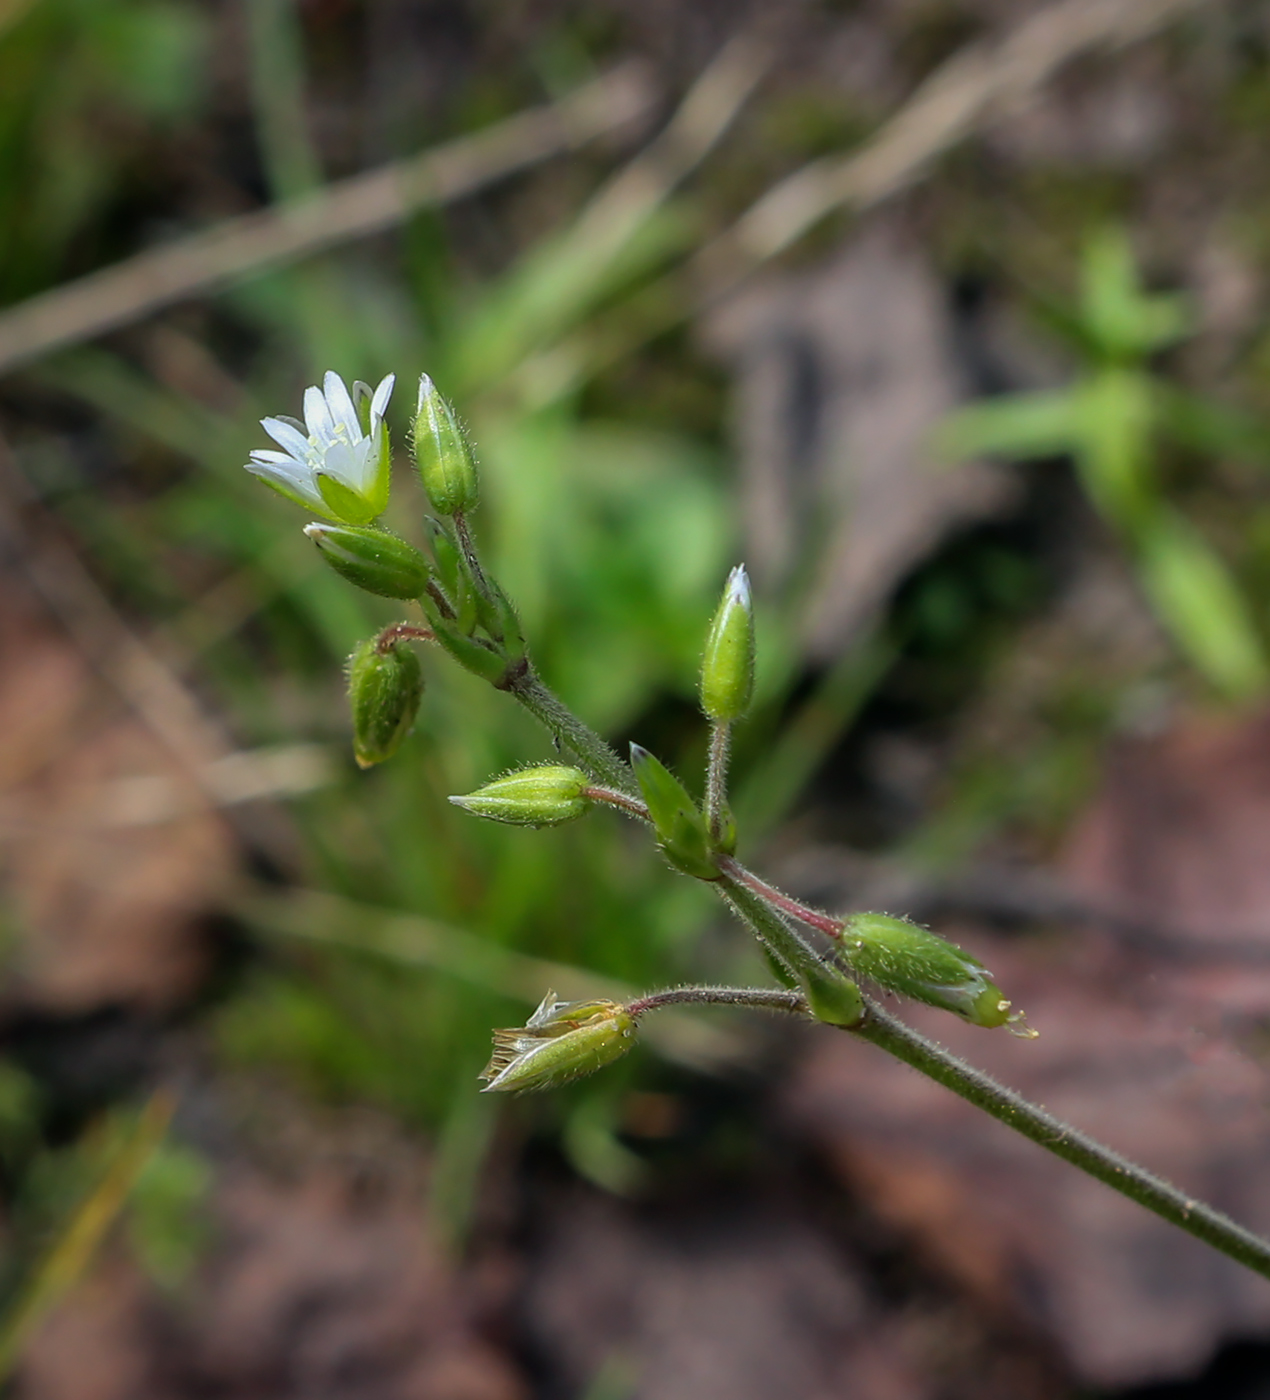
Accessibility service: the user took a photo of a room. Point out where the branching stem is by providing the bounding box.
[717,856,845,940]
[508,668,638,796]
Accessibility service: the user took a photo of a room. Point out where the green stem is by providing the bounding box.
[716,876,829,985]
[705,721,730,843]
[629,985,807,1017]
[716,855,844,940]
[847,998,1270,1280]
[719,875,1270,1279]
[508,668,637,796]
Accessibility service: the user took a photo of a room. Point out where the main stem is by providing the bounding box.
[845,999,1270,1280]
[508,668,638,796]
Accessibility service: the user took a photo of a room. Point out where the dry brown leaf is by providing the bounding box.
[0,578,236,1013]
[16,1159,524,1400]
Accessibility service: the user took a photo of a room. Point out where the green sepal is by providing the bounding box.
[361,428,392,519]
[304,524,431,599]
[629,744,718,880]
[413,373,479,516]
[843,912,1016,1029]
[422,516,463,601]
[316,472,379,526]
[472,575,526,660]
[429,617,511,685]
[451,765,591,827]
[803,963,863,1027]
[252,472,341,519]
[346,637,424,768]
[762,946,799,988]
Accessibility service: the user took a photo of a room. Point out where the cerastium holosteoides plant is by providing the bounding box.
[246,367,1270,1280]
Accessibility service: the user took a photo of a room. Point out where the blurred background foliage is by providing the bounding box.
[4,0,1270,1395]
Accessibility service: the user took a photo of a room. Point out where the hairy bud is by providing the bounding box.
[450,766,591,826]
[346,637,423,768]
[305,523,431,599]
[700,565,755,723]
[843,912,1032,1033]
[412,373,479,516]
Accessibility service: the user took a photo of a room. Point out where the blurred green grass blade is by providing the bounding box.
[1134,505,1269,700]
[240,884,740,1069]
[734,629,895,838]
[1156,385,1270,465]
[1081,227,1189,358]
[935,389,1077,462]
[0,1093,174,1383]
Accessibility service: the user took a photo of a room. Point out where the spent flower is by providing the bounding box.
[247,371,395,524]
[479,991,636,1092]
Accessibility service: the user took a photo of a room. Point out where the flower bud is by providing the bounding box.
[630,743,718,880]
[479,991,636,1092]
[346,636,424,768]
[304,523,432,599]
[413,373,479,516]
[450,766,591,826]
[700,565,755,723]
[843,912,1032,1032]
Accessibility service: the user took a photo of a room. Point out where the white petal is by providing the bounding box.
[319,439,361,489]
[261,417,313,463]
[304,384,334,443]
[368,373,395,431]
[249,449,295,465]
[323,371,361,443]
[246,460,326,510]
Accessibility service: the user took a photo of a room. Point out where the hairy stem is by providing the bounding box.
[717,855,844,940]
[508,669,637,796]
[582,785,651,821]
[629,985,807,1017]
[452,511,495,603]
[717,875,1270,1279]
[716,876,831,985]
[845,999,1270,1280]
[705,721,730,843]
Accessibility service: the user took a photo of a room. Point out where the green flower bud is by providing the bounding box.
[700,565,755,723]
[843,913,1033,1033]
[450,766,591,826]
[630,744,718,880]
[479,991,636,1093]
[412,373,479,516]
[346,636,423,768]
[304,523,432,599]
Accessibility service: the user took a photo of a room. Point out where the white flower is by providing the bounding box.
[246,371,395,523]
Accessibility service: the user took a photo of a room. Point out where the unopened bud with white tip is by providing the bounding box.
[700,565,755,723]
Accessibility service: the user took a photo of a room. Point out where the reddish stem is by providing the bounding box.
[375,622,435,653]
[582,785,651,821]
[715,856,845,940]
